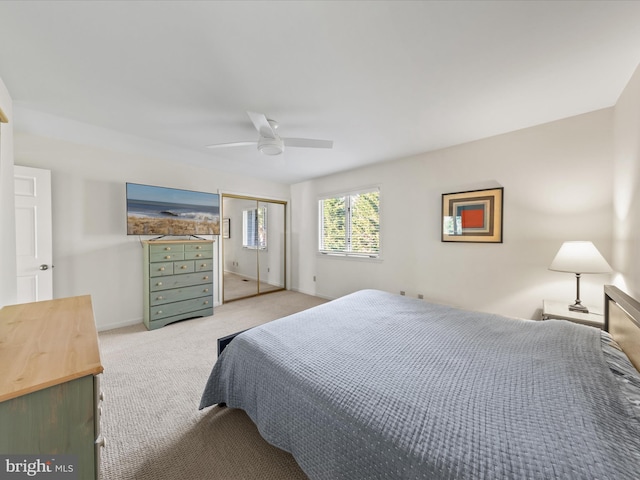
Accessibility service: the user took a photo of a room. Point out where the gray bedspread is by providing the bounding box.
[200,289,640,479]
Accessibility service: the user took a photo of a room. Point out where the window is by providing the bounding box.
[319,188,380,257]
[243,207,267,250]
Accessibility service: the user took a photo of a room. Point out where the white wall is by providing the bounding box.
[292,109,614,320]
[0,77,17,308]
[612,64,640,298]
[11,93,630,325]
[13,132,290,330]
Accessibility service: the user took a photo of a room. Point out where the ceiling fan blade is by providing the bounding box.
[247,111,276,139]
[283,138,333,149]
[206,141,256,149]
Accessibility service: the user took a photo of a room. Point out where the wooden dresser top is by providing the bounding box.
[142,239,214,245]
[0,295,103,402]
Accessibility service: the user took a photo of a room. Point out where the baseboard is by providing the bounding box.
[98,317,142,332]
[290,287,334,301]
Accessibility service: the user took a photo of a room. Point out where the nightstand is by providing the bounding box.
[542,300,605,329]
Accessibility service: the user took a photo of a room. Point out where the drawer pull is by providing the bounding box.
[196,254,202,257]
[203,276,209,280]
[204,288,209,293]
[156,296,163,300]
[165,255,171,259]
[196,246,202,249]
[156,310,163,315]
[164,247,171,251]
[159,267,165,271]
[204,300,209,305]
[181,265,187,269]
[200,263,208,268]
[156,282,163,286]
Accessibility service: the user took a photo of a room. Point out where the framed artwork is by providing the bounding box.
[222,217,230,239]
[441,187,503,243]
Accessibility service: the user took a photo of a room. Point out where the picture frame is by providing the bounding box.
[441,187,503,243]
[222,217,230,239]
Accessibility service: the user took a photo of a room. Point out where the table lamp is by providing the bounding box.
[548,241,612,313]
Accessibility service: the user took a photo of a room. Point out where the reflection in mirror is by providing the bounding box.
[258,200,285,295]
[222,195,286,302]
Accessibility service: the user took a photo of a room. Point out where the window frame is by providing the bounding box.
[318,186,381,259]
[242,206,268,250]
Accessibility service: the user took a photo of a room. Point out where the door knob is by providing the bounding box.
[39,264,49,270]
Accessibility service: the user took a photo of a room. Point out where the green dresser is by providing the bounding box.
[143,239,214,330]
[0,295,104,480]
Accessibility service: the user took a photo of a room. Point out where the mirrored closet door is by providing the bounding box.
[222,194,286,302]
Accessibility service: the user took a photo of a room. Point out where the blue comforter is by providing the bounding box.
[200,289,640,479]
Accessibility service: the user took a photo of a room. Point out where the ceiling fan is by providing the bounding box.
[206,111,333,156]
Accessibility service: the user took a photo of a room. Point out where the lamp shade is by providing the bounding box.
[549,241,612,274]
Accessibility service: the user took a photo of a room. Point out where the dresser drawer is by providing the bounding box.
[150,271,213,291]
[173,260,195,274]
[149,296,213,321]
[195,259,213,272]
[150,251,185,262]
[147,307,214,330]
[184,243,213,260]
[185,250,213,260]
[149,243,185,255]
[149,262,174,277]
[150,284,213,306]
[185,243,213,253]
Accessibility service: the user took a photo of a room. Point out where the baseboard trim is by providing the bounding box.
[290,287,334,301]
[98,317,142,332]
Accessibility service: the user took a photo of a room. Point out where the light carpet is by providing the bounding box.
[223,271,282,302]
[99,290,327,480]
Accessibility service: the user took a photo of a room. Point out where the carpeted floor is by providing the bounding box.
[223,271,282,302]
[98,290,327,480]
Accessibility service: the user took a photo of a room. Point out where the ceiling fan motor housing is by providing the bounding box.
[258,135,284,155]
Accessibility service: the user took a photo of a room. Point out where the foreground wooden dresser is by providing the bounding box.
[0,295,104,479]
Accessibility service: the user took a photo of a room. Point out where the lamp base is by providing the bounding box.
[568,303,589,313]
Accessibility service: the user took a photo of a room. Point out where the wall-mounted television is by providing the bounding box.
[126,183,220,236]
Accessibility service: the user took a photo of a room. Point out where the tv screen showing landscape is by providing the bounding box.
[126,183,220,236]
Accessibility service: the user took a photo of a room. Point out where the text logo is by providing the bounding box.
[0,456,77,480]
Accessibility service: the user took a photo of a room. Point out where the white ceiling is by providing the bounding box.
[1,1,639,185]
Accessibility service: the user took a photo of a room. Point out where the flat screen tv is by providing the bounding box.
[126,183,220,236]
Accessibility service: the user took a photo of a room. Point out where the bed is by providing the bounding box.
[200,286,640,479]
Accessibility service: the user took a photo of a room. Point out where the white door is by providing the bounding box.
[14,165,53,303]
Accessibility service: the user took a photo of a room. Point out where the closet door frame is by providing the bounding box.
[221,193,287,303]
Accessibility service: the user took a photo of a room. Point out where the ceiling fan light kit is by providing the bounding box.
[258,136,284,155]
[206,111,333,156]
